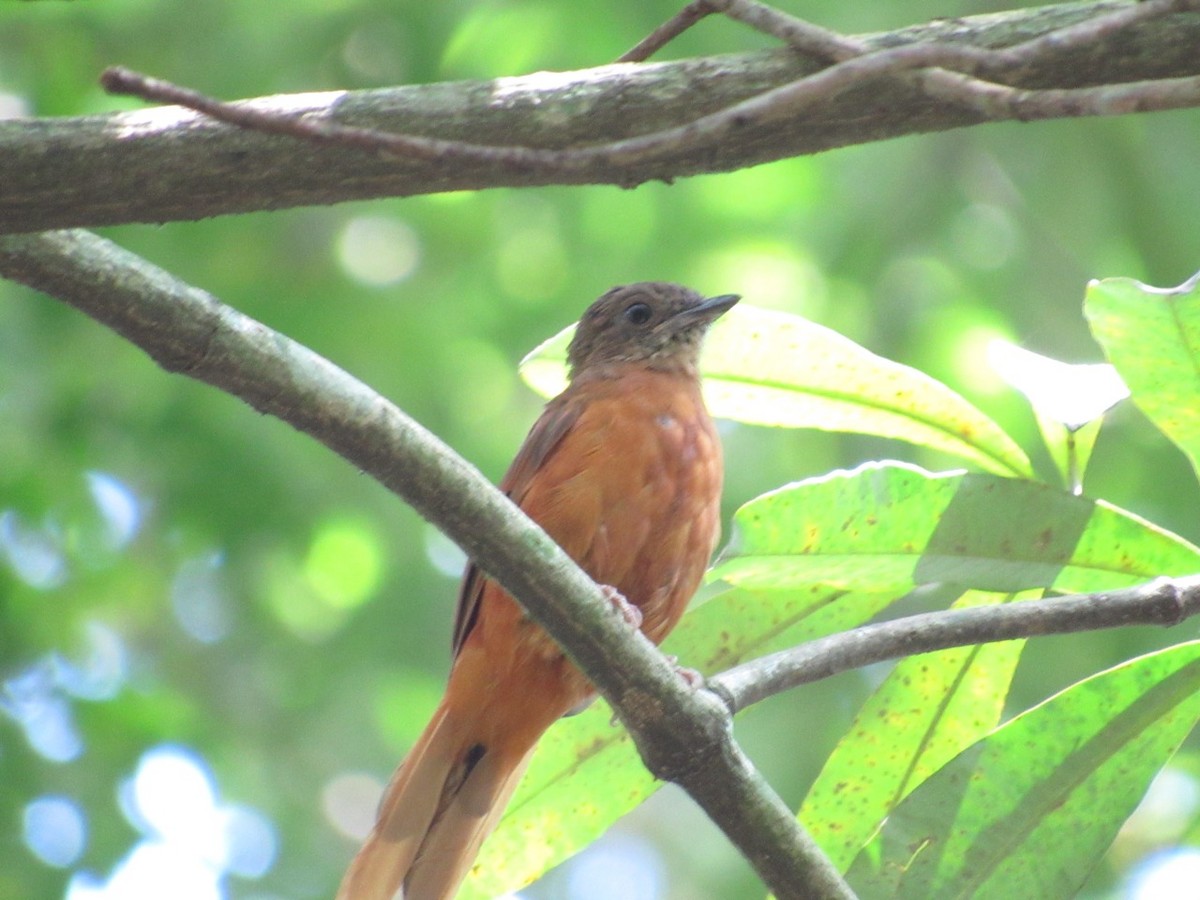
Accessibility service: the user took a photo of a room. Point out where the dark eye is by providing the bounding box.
[623,302,652,325]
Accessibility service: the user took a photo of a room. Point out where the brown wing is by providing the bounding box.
[450,393,583,656]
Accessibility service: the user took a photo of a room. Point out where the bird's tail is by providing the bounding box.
[337,670,566,900]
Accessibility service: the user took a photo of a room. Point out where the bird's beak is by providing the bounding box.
[682,293,740,320]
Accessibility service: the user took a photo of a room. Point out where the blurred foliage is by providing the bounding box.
[2,0,1200,898]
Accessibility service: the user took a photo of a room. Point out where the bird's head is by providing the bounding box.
[566,282,739,379]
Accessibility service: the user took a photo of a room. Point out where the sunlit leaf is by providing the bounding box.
[1085,273,1200,478]
[462,586,896,898]
[987,340,1128,491]
[713,462,1200,596]
[801,589,1030,872]
[520,305,1031,477]
[987,340,1128,431]
[846,641,1200,899]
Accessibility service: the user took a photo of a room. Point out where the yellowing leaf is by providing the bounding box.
[521,305,1031,477]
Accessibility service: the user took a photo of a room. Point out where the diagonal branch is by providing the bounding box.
[623,0,867,63]
[0,230,855,900]
[619,0,719,63]
[3,0,1199,234]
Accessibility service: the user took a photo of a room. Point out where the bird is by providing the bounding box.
[338,282,737,900]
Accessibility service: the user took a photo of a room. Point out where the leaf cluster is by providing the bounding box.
[466,276,1200,898]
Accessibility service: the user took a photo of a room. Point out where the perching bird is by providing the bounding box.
[338,282,736,899]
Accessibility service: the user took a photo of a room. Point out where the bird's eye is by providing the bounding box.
[623,302,653,325]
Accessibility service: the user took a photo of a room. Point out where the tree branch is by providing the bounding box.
[709,575,1200,714]
[625,0,867,63]
[619,0,718,63]
[3,0,1199,234]
[0,230,854,900]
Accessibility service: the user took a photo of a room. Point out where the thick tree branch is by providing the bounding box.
[0,230,854,900]
[709,575,1200,714]
[3,0,1199,234]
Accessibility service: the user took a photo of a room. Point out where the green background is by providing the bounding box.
[2,0,1199,897]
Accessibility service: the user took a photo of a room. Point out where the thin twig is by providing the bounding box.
[618,0,715,63]
[708,575,1200,715]
[619,0,867,64]
[99,67,555,167]
[923,70,1200,120]
[705,0,867,61]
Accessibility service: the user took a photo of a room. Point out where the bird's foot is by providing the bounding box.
[600,584,643,630]
[665,654,704,689]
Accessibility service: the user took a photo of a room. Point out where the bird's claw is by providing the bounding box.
[600,584,643,629]
[665,654,704,689]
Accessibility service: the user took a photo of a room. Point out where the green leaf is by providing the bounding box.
[846,641,1200,899]
[801,590,1030,872]
[520,305,1031,477]
[713,462,1200,596]
[460,707,648,899]
[1042,415,1102,496]
[1085,274,1200,478]
[461,586,896,899]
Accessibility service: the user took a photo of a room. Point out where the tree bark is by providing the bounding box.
[2,0,1198,234]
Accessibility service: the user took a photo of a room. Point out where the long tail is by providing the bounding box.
[336,697,538,900]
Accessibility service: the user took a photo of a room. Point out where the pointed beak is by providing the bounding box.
[681,293,740,321]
